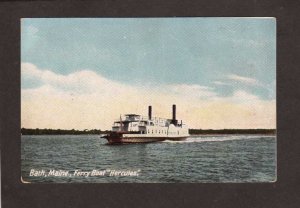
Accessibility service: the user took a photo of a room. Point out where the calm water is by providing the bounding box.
[21,135,276,183]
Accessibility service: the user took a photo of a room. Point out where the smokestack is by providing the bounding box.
[172,104,177,124]
[148,106,152,120]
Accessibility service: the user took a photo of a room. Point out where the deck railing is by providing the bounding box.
[113,115,186,128]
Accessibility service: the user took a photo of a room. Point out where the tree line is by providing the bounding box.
[21,128,276,135]
[189,129,276,135]
[21,128,111,135]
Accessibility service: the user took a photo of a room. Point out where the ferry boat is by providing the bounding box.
[102,105,189,144]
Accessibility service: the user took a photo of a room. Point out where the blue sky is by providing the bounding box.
[22,18,275,99]
[21,18,276,129]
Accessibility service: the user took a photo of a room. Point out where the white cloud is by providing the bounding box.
[166,84,216,98]
[227,74,259,85]
[21,63,276,130]
[232,90,259,101]
[213,81,232,86]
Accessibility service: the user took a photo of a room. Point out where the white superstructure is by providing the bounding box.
[107,105,189,143]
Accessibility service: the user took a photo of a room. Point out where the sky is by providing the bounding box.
[21,18,276,130]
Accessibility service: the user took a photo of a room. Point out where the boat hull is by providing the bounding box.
[103,133,188,144]
[107,137,165,144]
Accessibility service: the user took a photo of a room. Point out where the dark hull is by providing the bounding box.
[102,132,187,144]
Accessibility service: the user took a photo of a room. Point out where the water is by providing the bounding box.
[21,135,276,183]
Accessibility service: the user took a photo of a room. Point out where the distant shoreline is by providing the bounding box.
[189,133,275,136]
[21,128,276,135]
[189,129,276,135]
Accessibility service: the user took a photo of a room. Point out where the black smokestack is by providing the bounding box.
[172,104,177,124]
[148,106,152,120]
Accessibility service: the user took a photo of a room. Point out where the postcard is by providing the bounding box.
[21,17,276,183]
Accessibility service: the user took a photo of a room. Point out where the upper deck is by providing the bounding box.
[111,105,187,134]
[113,114,173,126]
[112,113,185,130]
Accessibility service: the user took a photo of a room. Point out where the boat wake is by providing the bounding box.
[162,135,275,143]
